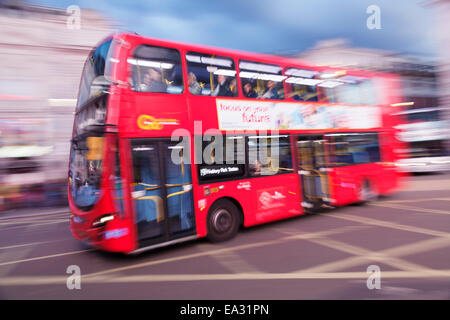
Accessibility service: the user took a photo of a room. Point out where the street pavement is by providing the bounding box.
[0,173,449,299]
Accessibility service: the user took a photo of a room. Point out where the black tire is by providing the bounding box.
[357,179,378,204]
[207,199,241,243]
[304,201,322,214]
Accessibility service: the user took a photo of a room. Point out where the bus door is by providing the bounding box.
[296,135,330,211]
[130,139,196,248]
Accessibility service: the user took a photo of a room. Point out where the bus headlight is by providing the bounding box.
[92,214,114,228]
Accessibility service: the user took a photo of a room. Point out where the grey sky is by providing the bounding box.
[33,0,438,56]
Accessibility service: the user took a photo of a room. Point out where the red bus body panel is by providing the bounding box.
[69,33,404,253]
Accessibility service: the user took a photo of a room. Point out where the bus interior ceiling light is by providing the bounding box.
[186,55,232,67]
[239,71,286,82]
[319,73,337,79]
[213,69,236,77]
[206,66,218,73]
[127,58,174,69]
[239,62,281,74]
[285,69,318,78]
[285,77,322,86]
[318,81,343,88]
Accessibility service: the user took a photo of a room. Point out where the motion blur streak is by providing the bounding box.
[0,2,114,213]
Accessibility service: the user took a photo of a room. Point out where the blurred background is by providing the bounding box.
[0,0,449,213]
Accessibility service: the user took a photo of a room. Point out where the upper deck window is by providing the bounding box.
[186,52,238,97]
[129,45,184,94]
[77,39,112,110]
[285,67,320,102]
[335,76,376,105]
[316,71,377,105]
[239,60,285,100]
[316,71,342,102]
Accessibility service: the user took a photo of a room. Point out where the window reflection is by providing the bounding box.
[285,67,320,101]
[186,52,238,97]
[239,60,285,100]
[77,39,112,110]
[326,133,381,166]
[69,136,104,210]
[129,45,184,94]
[248,135,293,176]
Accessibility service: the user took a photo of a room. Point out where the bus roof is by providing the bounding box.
[109,32,397,80]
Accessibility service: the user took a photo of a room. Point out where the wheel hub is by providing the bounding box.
[212,209,232,233]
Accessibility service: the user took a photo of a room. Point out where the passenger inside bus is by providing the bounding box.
[211,74,233,97]
[188,72,202,95]
[238,60,285,100]
[291,84,319,101]
[230,78,238,96]
[250,159,262,176]
[243,82,258,98]
[261,80,281,99]
[140,68,167,93]
[186,52,238,97]
[128,45,184,95]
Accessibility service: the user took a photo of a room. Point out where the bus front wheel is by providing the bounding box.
[207,199,241,243]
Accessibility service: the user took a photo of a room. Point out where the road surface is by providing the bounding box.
[0,173,449,299]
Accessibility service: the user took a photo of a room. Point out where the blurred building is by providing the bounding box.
[292,38,450,170]
[293,38,439,112]
[427,0,450,154]
[0,1,115,210]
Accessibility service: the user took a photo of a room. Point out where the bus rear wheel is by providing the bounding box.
[357,179,377,204]
[207,199,241,243]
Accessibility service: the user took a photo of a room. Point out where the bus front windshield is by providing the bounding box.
[69,136,104,211]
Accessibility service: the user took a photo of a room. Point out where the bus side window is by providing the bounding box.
[334,76,376,105]
[128,45,184,94]
[186,52,238,97]
[316,71,349,102]
[197,135,245,182]
[248,135,293,176]
[284,67,319,102]
[326,133,381,166]
[239,60,285,100]
[317,85,337,102]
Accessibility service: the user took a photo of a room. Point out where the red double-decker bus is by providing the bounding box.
[69,33,404,254]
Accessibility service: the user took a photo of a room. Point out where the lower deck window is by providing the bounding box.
[248,135,293,176]
[197,134,293,182]
[197,135,246,181]
[326,133,381,166]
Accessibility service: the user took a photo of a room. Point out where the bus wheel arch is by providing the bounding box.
[206,197,243,243]
[357,178,378,204]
